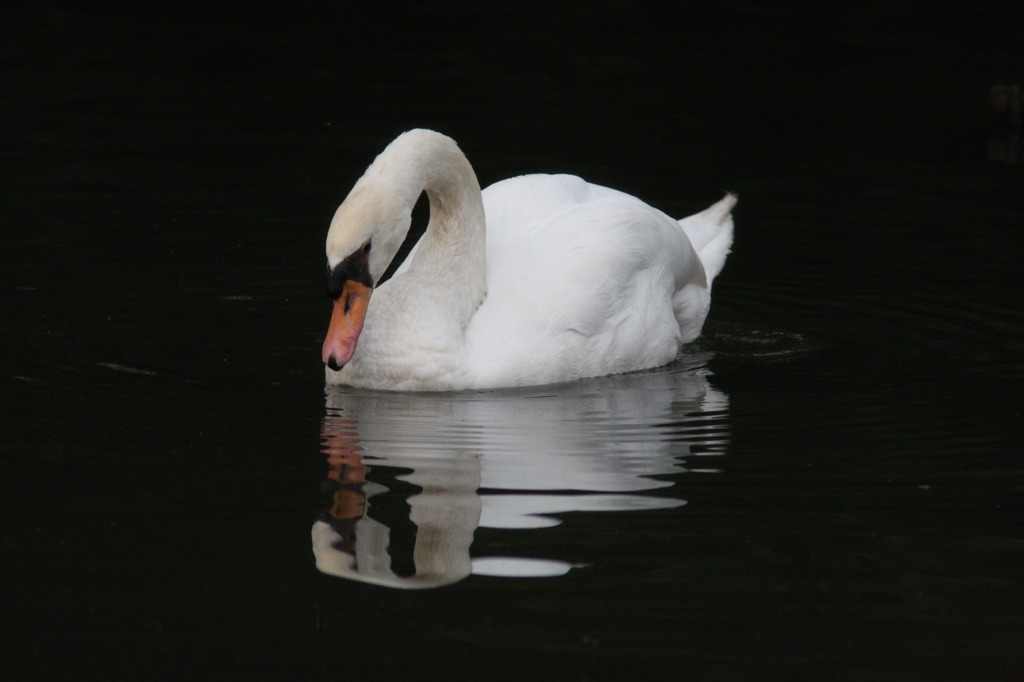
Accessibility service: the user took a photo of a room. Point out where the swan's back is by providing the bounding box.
[461,174,733,388]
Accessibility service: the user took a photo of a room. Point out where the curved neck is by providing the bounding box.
[365,130,488,323]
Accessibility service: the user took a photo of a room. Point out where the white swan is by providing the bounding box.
[322,129,735,391]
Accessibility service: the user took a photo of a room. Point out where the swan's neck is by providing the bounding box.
[366,130,488,326]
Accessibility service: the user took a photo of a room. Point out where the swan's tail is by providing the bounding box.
[678,193,735,288]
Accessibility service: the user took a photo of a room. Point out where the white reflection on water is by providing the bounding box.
[312,355,729,589]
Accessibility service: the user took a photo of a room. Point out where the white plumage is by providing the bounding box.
[322,129,734,390]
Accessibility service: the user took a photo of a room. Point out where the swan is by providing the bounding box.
[322,129,735,391]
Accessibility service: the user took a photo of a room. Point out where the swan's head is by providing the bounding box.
[322,129,477,372]
[322,179,412,372]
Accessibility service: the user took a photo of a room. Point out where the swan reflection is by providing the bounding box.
[312,356,729,588]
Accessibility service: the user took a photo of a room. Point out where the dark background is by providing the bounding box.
[2,1,1023,679]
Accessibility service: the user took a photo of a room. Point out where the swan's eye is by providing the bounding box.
[327,243,375,300]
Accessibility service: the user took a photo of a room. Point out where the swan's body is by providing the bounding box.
[322,129,734,391]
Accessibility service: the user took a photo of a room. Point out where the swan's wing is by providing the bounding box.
[464,175,704,387]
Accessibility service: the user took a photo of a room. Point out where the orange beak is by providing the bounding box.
[322,280,373,371]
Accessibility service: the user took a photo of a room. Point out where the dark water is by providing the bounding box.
[3,1,1023,679]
